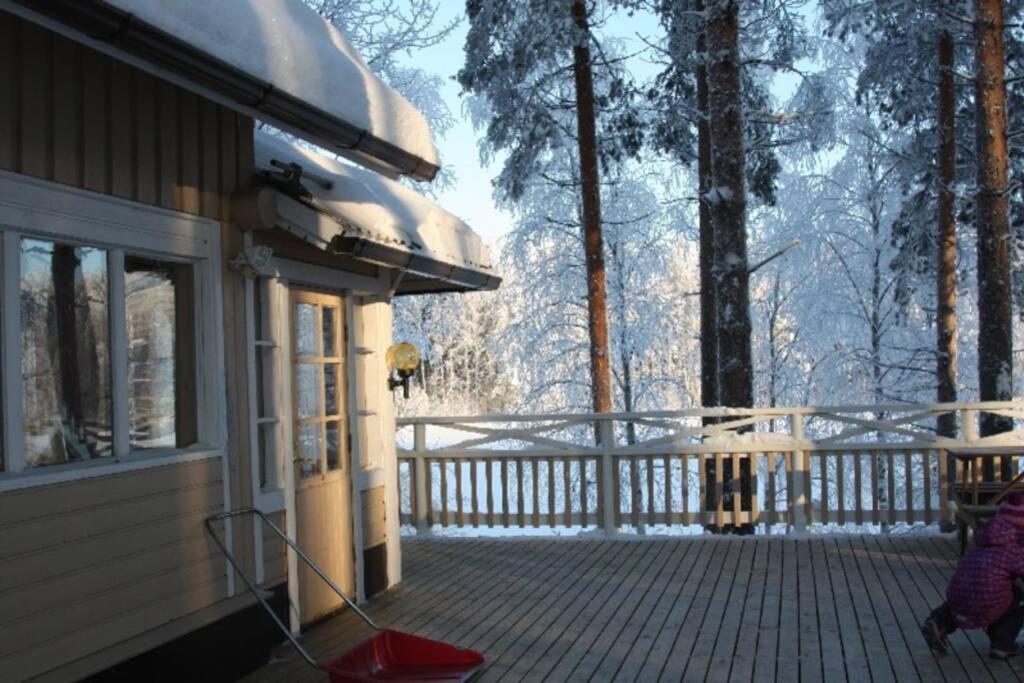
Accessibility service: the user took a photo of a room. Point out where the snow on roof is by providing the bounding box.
[255,131,496,282]
[103,0,439,169]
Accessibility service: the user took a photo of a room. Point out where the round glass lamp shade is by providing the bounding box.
[386,342,421,375]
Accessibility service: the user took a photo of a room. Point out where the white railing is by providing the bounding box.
[396,402,1024,534]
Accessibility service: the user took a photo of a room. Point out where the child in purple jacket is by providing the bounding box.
[923,492,1024,659]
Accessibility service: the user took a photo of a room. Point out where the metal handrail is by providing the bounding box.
[204,508,378,670]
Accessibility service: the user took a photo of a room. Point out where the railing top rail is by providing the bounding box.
[396,400,1023,426]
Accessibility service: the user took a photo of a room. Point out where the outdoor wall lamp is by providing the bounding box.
[386,342,421,399]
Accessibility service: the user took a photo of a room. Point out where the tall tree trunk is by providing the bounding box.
[571,0,613,424]
[706,0,752,527]
[52,245,84,449]
[973,0,1014,437]
[696,0,718,419]
[937,23,959,507]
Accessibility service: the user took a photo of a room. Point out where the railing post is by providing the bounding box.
[599,418,617,535]
[962,409,978,442]
[413,423,430,535]
[790,413,808,533]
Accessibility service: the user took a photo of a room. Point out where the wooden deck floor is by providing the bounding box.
[244,535,1024,682]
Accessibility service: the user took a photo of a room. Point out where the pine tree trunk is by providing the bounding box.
[937,26,959,444]
[973,0,1014,437]
[706,0,752,528]
[697,0,718,419]
[707,0,752,410]
[571,0,613,420]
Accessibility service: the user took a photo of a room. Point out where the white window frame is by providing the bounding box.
[0,170,226,492]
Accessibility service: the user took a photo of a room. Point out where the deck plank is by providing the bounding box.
[244,535,1005,683]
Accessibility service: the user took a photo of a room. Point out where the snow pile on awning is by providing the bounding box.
[92,0,438,177]
[255,131,499,290]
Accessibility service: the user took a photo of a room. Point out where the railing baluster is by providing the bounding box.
[785,450,794,528]
[699,454,708,528]
[501,457,510,528]
[516,456,526,528]
[682,454,690,526]
[455,456,464,527]
[904,449,914,525]
[870,450,879,524]
[767,451,777,527]
[836,450,845,527]
[820,450,829,525]
[923,449,933,525]
[486,458,494,528]
[939,449,950,527]
[580,456,588,528]
[471,459,479,528]
[854,451,863,526]
[646,455,656,527]
[630,456,641,530]
[750,452,759,526]
[732,452,742,526]
[548,457,556,529]
[613,455,622,529]
[426,458,434,528]
[663,455,673,526]
[440,458,449,527]
[714,453,724,527]
[563,457,572,528]
[532,459,540,528]
[887,450,896,526]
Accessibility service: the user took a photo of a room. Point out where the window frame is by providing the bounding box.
[0,170,225,491]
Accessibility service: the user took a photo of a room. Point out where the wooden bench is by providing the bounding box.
[950,447,1024,555]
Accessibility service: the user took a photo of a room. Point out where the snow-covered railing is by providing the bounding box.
[396,402,1024,535]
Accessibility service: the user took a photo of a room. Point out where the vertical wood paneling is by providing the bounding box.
[177,89,200,214]
[81,46,109,194]
[109,59,135,199]
[199,99,220,219]
[0,13,17,169]
[157,80,178,210]
[51,37,81,187]
[19,20,50,180]
[134,69,157,206]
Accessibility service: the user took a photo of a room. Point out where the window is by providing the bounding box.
[125,256,196,450]
[21,239,113,467]
[0,173,221,482]
[292,292,346,479]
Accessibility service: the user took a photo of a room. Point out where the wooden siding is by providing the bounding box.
[0,459,226,682]
[0,11,260,681]
[0,11,254,220]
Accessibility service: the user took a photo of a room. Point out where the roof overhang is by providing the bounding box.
[5,0,440,182]
[234,132,501,294]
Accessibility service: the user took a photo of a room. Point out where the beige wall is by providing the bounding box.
[0,11,262,681]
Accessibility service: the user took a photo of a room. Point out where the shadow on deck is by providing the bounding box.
[244,535,1019,682]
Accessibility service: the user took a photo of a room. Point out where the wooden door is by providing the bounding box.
[290,289,354,624]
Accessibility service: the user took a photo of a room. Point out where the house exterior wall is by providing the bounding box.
[0,12,263,681]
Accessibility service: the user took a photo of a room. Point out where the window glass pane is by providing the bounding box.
[295,303,317,356]
[296,363,320,418]
[325,420,341,470]
[126,256,195,450]
[297,423,321,478]
[324,363,339,416]
[21,239,112,467]
[322,306,337,357]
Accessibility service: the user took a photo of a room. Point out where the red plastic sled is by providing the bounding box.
[322,629,484,682]
[206,509,485,682]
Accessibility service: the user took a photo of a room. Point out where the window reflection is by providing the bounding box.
[126,256,196,450]
[21,239,112,467]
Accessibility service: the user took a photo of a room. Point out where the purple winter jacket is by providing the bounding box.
[947,514,1024,628]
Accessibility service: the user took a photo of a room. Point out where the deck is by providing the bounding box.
[245,535,1024,682]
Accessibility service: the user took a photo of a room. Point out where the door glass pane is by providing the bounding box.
[324,363,339,416]
[21,239,112,467]
[295,303,317,356]
[322,306,337,357]
[296,363,320,418]
[126,256,196,450]
[297,423,321,478]
[325,420,341,470]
